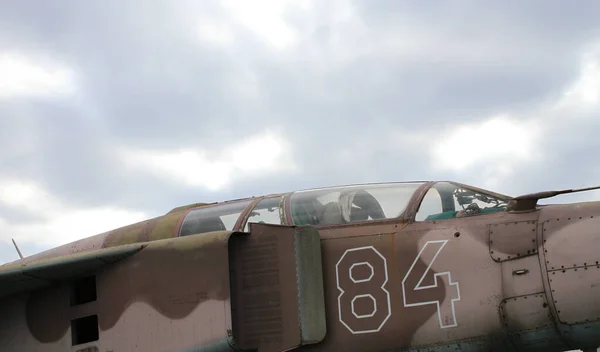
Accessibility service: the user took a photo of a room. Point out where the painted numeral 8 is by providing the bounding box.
[335,246,391,334]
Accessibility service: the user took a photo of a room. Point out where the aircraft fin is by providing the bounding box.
[507,185,600,211]
[0,243,146,299]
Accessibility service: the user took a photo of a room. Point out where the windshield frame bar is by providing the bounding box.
[406,181,512,223]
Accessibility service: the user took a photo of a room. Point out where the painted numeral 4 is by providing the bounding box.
[402,240,461,328]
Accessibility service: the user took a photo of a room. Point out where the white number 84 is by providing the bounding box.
[335,240,461,335]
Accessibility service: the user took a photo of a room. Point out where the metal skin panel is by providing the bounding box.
[542,216,600,272]
[0,292,71,352]
[0,243,146,299]
[489,220,538,262]
[315,228,401,352]
[307,219,511,352]
[0,232,236,352]
[500,255,544,299]
[542,213,600,325]
[538,202,600,351]
[499,293,566,352]
[501,294,552,333]
[550,267,600,324]
[96,232,235,352]
[400,225,506,350]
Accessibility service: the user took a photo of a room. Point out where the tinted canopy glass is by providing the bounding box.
[179,200,253,236]
[289,182,424,226]
[416,182,509,221]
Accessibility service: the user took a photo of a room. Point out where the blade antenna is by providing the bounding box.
[11,238,23,259]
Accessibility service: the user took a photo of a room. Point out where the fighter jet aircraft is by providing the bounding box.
[1,180,599,352]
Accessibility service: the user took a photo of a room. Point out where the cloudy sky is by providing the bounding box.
[1,1,600,264]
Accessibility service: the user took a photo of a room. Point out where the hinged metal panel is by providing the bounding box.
[542,216,600,271]
[489,221,537,262]
[500,293,552,332]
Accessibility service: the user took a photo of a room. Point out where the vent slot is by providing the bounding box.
[71,275,97,306]
[71,315,99,346]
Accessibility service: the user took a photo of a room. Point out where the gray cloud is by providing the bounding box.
[1,1,600,263]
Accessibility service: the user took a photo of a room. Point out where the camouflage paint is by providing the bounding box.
[1,232,235,351]
[1,181,600,352]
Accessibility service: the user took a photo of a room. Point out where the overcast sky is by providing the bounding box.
[1,1,600,264]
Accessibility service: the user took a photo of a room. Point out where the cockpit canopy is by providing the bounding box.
[289,182,423,226]
[416,181,509,221]
[178,181,510,237]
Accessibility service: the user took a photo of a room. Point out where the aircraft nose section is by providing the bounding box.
[541,203,600,332]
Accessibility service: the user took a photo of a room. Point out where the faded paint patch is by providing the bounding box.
[101,211,185,248]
